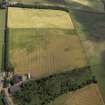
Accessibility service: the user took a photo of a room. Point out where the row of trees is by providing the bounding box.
[9,2,69,12]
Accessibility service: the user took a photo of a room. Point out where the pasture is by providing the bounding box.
[8,29,87,78]
[48,84,105,105]
[65,0,104,12]
[70,10,105,101]
[8,7,87,78]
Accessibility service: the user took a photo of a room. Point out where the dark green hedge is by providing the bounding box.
[9,3,69,12]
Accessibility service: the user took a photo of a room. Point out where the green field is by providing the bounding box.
[8,28,87,78]
[70,10,105,101]
[0,9,5,71]
[65,0,104,12]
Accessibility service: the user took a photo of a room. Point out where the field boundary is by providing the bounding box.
[8,2,105,14]
[9,3,69,12]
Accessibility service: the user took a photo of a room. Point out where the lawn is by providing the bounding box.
[8,7,74,29]
[7,7,87,78]
[48,84,105,105]
[8,28,87,78]
[70,10,105,101]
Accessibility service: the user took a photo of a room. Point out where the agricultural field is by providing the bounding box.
[0,9,5,71]
[8,8,74,29]
[7,7,87,78]
[48,84,105,105]
[65,0,104,12]
[70,10,105,101]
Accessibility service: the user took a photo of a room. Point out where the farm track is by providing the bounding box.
[3,1,105,73]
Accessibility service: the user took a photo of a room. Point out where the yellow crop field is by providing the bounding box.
[8,7,74,29]
[8,7,87,78]
[48,84,105,105]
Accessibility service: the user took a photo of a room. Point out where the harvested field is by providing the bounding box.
[8,7,74,29]
[48,84,105,105]
[8,29,87,78]
[8,7,87,78]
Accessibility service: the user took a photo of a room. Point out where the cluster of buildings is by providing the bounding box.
[8,73,31,94]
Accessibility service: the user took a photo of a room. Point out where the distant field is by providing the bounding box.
[9,0,65,4]
[70,10,105,102]
[8,7,74,29]
[8,7,87,78]
[8,29,87,78]
[65,0,104,11]
[48,84,105,105]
